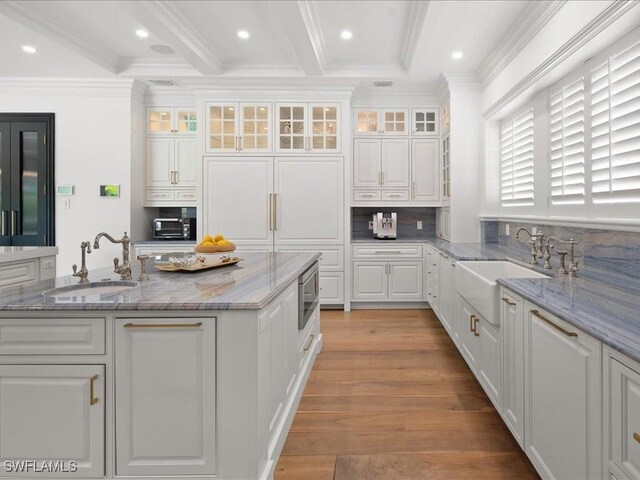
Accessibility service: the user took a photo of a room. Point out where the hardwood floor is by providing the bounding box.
[275,309,539,480]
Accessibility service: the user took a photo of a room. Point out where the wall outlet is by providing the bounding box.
[531,226,537,235]
[505,223,510,236]
[368,221,373,230]
[417,221,423,230]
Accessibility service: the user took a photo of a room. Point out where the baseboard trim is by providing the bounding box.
[351,302,431,310]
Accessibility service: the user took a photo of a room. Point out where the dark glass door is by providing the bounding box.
[0,119,53,246]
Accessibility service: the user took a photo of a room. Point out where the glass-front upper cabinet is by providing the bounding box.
[276,103,340,153]
[412,108,439,136]
[147,107,197,135]
[353,108,408,135]
[442,133,450,200]
[206,102,272,153]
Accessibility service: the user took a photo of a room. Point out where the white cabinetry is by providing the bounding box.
[352,245,423,302]
[458,297,480,371]
[0,364,104,478]
[436,251,455,339]
[411,108,439,136]
[525,304,602,480]
[145,106,197,207]
[500,289,525,447]
[0,255,56,290]
[353,138,409,201]
[205,102,272,153]
[604,347,640,480]
[411,138,439,202]
[353,108,409,135]
[276,103,340,153]
[115,318,216,476]
[425,245,440,315]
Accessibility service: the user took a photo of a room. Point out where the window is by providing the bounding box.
[590,40,640,204]
[550,78,585,205]
[501,109,534,206]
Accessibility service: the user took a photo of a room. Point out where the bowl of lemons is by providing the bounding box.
[195,234,236,254]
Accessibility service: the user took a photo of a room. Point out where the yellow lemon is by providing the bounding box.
[218,240,231,246]
[203,241,215,246]
[214,234,224,242]
[203,234,214,243]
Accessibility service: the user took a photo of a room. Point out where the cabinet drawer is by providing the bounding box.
[353,190,382,201]
[610,357,640,480]
[382,190,409,201]
[175,190,197,201]
[0,318,106,355]
[276,245,343,271]
[320,273,344,304]
[353,244,423,259]
[146,189,174,202]
[299,308,320,369]
[0,261,37,289]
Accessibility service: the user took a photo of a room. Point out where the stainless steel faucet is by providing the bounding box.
[545,236,580,277]
[515,227,544,265]
[72,241,92,283]
[93,232,132,280]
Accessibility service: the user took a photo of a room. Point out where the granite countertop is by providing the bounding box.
[0,252,319,311]
[0,246,59,263]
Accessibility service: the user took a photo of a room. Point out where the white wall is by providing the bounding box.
[0,80,141,272]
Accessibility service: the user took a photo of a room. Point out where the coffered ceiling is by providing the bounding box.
[0,0,570,91]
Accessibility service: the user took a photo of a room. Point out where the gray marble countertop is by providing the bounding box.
[0,246,58,263]
[132,240,196,246]
[351,237,431,244]
[0,252,319,311]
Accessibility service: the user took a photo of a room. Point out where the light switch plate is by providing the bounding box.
[417,221,423,230]
[505,224,510,236]
[63,198,71,209]
[368,221,373,230]
[532,226,537,235]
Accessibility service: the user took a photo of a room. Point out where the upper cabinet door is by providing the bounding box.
[412,108,439,136]
[276,103,307,153]
[354,109,380,135]
[174,138,198,187]
[147,108,173,135]
[380,138,409,188]
[206,103,238,152]
[411,138,439,202]
[353,138,382,188]
[239,103,271,152]
[146,137,174,188]
[309,103,340,152]
[381,109,409,135]
[174,108,198,135]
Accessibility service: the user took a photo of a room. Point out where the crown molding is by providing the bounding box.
[399,0,430,71]
[298,0,328,71]
[482,0,639,119]
[433,74,449,102]
[444,73,482,92]
[0,78,139,97]
[477,1,566,88]
[118,57,202,77]
[126,1,223,75]
[0,1,119,74]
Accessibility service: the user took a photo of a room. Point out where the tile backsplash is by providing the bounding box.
[484,220,640,282]
[352,207,436,240]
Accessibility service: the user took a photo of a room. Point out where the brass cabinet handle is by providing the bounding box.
[634,432,640,443]
[123,322,203,328]
[268,193,273,230]
[273,193,278,230]
[473,316,480,336]
[531,310,577,337]
[412,182,415,199]
[501,297,516,306]
[470,314,476,333]
[90,374,99,405]
[174,170,178,184]
[1,211,6,236]
[303,334,315,352]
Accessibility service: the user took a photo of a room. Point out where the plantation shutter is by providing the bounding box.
[550,78,585,205]
[590,40,640,204]
[501,109,534,206]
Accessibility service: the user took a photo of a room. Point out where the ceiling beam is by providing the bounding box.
[270,0,324,76]
[0,1,119,74]
[123,1,223,76]
[399,0,430,72]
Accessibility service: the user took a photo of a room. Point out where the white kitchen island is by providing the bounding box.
[0,246,58,289]
[0,252,321,479]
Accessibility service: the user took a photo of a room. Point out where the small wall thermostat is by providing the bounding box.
[56,185,74,196]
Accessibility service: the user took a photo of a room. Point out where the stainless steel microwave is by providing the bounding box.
[153,218,196,240]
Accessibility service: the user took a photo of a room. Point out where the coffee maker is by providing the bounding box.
[372,212,397,239]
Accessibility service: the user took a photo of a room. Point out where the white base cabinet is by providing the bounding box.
[115,317,216,477]
[0,364,105,478]
[524,303,602,480]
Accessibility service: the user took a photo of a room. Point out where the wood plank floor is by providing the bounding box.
[275,309,539,480]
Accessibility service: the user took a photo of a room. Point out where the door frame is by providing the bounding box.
[0,113,55,246]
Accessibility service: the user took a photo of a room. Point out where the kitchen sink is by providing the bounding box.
[456,261,548,326]
[43,281,137,299]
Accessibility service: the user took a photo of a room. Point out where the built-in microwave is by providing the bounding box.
[298,262,320,330]
[153,218,196,240]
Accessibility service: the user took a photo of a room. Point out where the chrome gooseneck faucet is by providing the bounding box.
[515,227,544,265]
[93,232,132,280]
[545,236,580,277]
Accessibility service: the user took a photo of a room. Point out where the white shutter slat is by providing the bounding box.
[501,108,534,206]
[590,40,640,205]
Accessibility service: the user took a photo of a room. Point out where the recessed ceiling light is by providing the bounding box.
[136,29,149,38]
[237,30,250,40]
[341,30,353,40]
[452,51,463,60]
[21,45,36,54]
